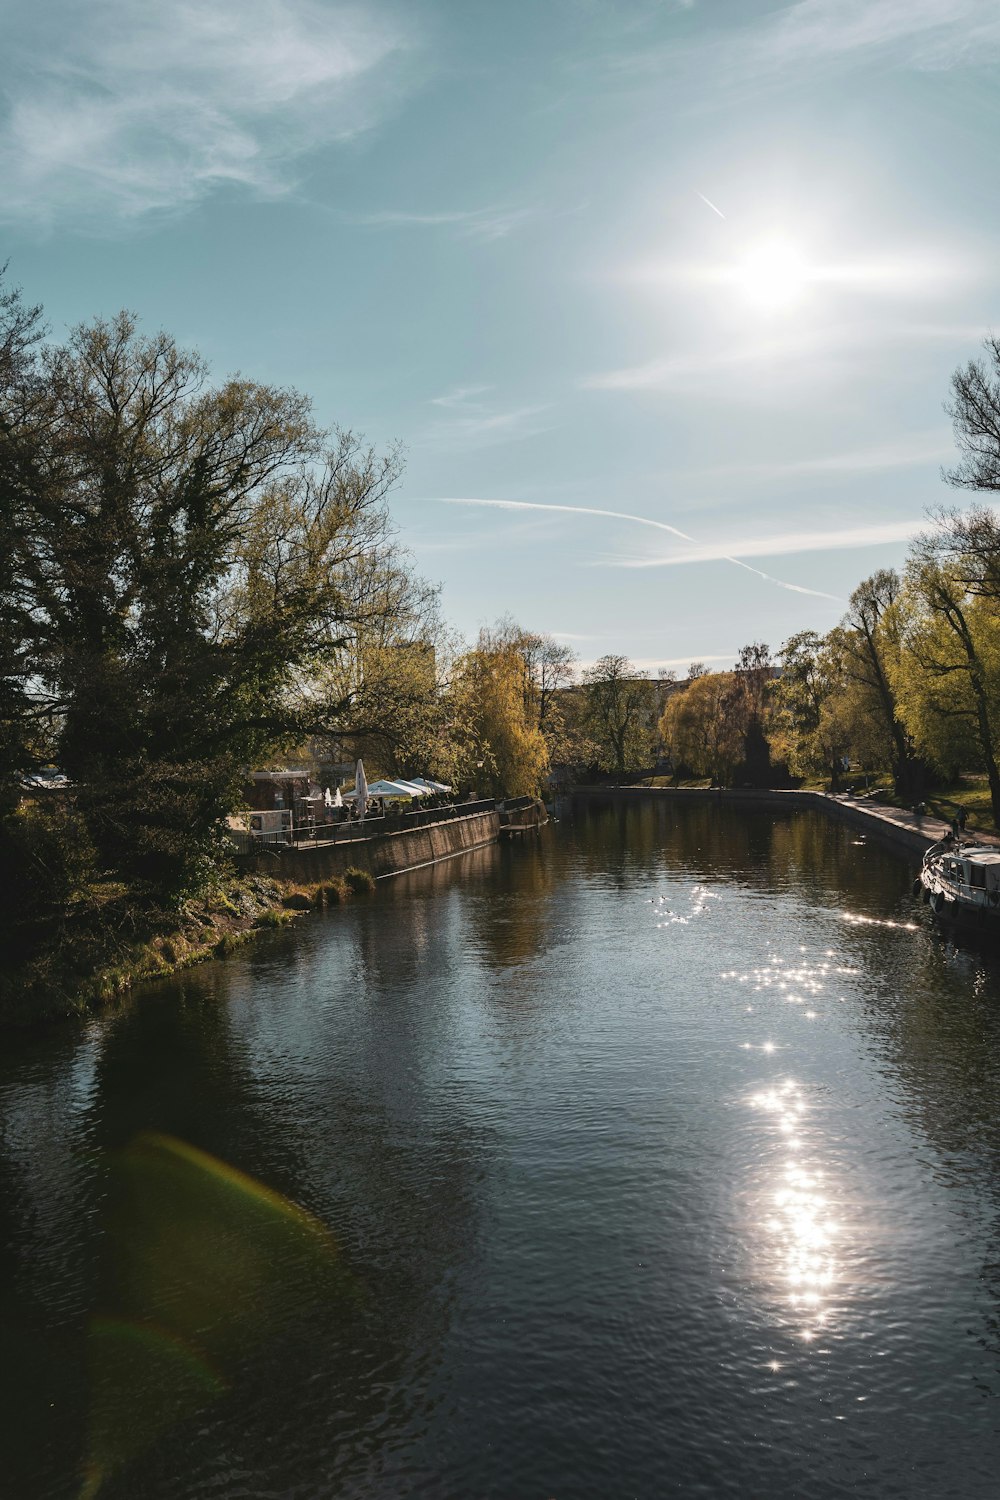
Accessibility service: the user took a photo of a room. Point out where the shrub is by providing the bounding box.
[0,803,97,966]
[256,908,295,929]
[281,889,314,910]
[343,866,376,895]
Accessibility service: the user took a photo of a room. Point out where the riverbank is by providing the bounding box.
[0,871,350,1029]
[569,784,999,862]
[0,799,548,1029]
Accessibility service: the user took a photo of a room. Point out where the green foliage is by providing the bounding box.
[255,907,296,929]
[448,634,550,796]
[833,570,923,796]
[2,291,409,906]
[0,277,48,815]
[0,802,96,965]
[660,671,741,783]
[893,523,1000,819]
[582,654,656,779]
[281,889,315,910]
[343,865,376,894]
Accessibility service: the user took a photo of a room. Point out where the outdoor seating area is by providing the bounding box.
[235,761,469,850]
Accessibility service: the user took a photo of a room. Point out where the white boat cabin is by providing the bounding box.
[934,845,1000,896]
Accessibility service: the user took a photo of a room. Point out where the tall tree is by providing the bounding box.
[897,519,1000,821]
[836,570,920,798]
[775,631,852,788]
[659,670,742,784]
[449,635,549,797]
[945,335,1000,500]
[582,655,656,780]
[0,273,47,814]
[6,310,406,900]
[728,641,776,785]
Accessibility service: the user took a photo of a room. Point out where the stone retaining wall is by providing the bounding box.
[234,807,502,882]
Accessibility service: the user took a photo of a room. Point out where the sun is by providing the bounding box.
[736,237,811,313]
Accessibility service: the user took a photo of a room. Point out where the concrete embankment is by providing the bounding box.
[569,785,988,863]
[235,806,503,882]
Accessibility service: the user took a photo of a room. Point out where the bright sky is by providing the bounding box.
[4,0,999,670]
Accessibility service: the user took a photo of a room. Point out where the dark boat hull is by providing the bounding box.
[917,880,1000,943]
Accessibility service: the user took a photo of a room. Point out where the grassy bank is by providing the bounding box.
[0,867,377,1030]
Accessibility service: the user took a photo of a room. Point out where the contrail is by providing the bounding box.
[438,496,844,602]
[696,191,726,219]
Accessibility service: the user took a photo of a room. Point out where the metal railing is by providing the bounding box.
[499,795,538,813]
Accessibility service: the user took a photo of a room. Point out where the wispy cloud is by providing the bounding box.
[581,323,987,394]
[0,0,415,227]
[681,433,956,483]
[430,384,495,410]
[351,205,533,242]
[613,0,1000,85]
[438,496,845,601]
[742,0,1000,73]
[418,389,553,452]
[611,518,922,568]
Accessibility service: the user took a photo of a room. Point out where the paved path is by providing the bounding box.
[814,790,1000,855]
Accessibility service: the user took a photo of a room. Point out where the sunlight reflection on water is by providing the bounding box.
[650,883,720,926]
[720,944,851,1345]
[750,1079,840,1341]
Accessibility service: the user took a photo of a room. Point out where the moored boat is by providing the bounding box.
[915,840,1000,934]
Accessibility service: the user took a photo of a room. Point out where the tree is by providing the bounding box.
[895,523,1000,821]
[0,273,47,814]
[449,635,549,797]
[728,641,777,785]
[659,670,741,783]
[836,570,921,798]
[582,655,656,780]
[308,546,447,779]
[775,631,851,788]
[5,309,407,900]
[520,631,578,741]
[945,335,1000,498]
[775,632,825,777]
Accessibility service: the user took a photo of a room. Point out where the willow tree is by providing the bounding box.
[449,634,549,798]
[6,308,405,900]
[659,670,741,784]
[477,616,578,762]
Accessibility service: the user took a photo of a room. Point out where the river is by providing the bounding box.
[3,800,1000,1498]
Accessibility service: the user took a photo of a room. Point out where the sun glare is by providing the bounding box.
[736,238,810,313]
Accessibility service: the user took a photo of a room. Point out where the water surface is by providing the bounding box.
[3,800,1000,1497]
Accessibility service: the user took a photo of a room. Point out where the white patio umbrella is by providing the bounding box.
[333,786,343,808]
[355,759,368,820]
